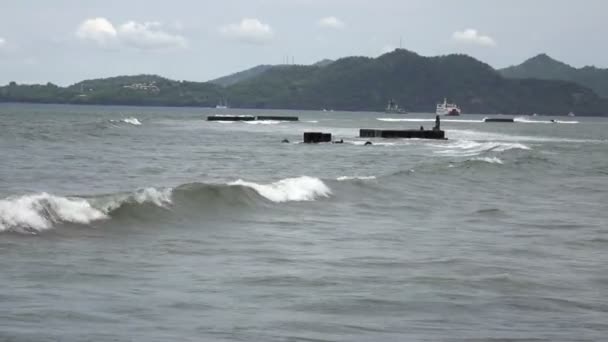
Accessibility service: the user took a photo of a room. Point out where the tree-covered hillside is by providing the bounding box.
[0,50,606,115]
[500,54,608,98]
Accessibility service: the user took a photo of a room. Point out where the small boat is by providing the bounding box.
[216,99,229,109]
[568,112,576,117]
[436,98,461,116]
[385,99,406,114]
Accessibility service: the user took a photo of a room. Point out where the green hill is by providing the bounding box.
[209,65,275,87]
[1,74,226,107]
[227,49,605,115]
[0,50,606,115]
[500,54,608,98]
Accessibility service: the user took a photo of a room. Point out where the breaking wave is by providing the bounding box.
[336,176,377,181]
[377,118,483,123]
[244,120,283,125]
[229,176,331,203]
[470,157,504,164]
[0,177,331,234]
[110,117,142,126]
[514,117,579,124]
[433,140,530,157]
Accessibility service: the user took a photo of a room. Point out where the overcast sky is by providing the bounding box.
[0,0,605,85]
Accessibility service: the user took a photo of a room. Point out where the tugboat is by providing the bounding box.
[385,99,406,114]
[436,98,461,116]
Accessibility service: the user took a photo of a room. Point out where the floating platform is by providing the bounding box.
[207,115,255,121]
[304,132,332,143]
[484,117,514,123]
[256,116,299,121]
[360,129,446,140]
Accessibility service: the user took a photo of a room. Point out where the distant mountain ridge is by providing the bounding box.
[500,54,608,98]
[226,49,604,115]
[0,50,605,115]
[210,59,334,87]
[210,65,275,87]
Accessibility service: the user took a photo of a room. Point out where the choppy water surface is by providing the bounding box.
[1,103,607,341]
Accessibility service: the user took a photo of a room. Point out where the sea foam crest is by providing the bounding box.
[110,117,142,126]
[470,157,504,164]
[229,176,331,203]
[122,117,142,125]
[433,140,530,156]
[0,193,108,233]
[336,176,377,181]
[0,187,173,233]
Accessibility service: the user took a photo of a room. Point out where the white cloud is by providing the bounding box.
[452,29,496,47]
[76,18,117,45]
[76,17,187,50]
[220,18,274,45]
[318,16,345,30]
[118,21,187,49]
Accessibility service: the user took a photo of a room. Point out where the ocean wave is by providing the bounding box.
[470,157,504,164]
[432,140,530,156]
[110,117,142,126]
[514,117,579,124]
[447,129,593,143]
[0,193,109,233]
[0,177,331,234]
[229,176,331,203]
[244,120,283,125]
[377,118,483,123]
[336,176,377,181]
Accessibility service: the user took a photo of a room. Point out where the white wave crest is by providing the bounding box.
[377,118,482,123]
[433,140,530,156]
[110,117,142,126]
[97,187,173,212]
[0,193,108,233]
[470,157,504,164]
[336,176,377,181]
[244,120,283,125]
[229,176,331,203]
[122,117,142,125]
[514,117,579,124]
[0,188,173,233]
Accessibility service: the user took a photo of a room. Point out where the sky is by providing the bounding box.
[0,0,606,85]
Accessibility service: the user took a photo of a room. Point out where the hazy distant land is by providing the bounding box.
[1,49,607,116]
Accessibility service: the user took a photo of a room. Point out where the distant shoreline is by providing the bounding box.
[0,101,600,117]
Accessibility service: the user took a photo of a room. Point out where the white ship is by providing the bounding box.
[385,99,406,114]
[216,99,229,109]
[436,98,461,116]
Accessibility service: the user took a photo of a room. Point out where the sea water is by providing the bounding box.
[1,103,607,341]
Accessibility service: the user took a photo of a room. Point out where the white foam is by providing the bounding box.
[229,176,331,203]
[514,117,579,124]
[0,193,108,233]
[0,188,173,233]
[336,176,377,181]
[120,117,142,125]
[446,129,590,143]
[470,157,504,164]
[305,120,319,123]
[351,141,396,146]
[244,120,283,125]
[433,140,530,156]
[377,118,483,123]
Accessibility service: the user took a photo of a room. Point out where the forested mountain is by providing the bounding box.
[500,54,608,98]
[227,50,605,115]
[0,50,606,115]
